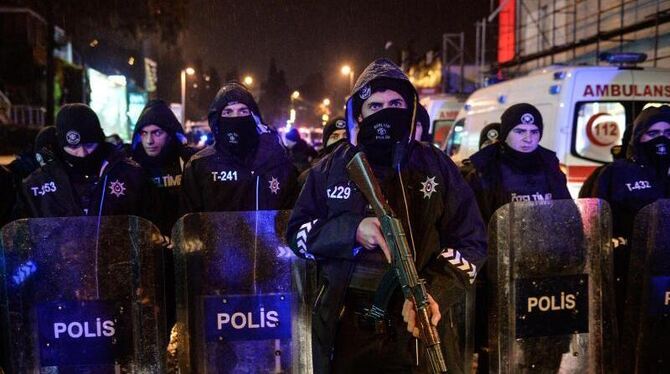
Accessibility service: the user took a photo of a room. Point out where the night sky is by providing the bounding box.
[183,0,490,96]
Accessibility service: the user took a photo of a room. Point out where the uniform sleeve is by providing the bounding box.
[286,169,364,260]
[180,160,203,214]
[432,155,488,288]
[592,164,613,201]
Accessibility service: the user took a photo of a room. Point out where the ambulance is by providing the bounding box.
[445,53,670,196]
[419,94,466,147]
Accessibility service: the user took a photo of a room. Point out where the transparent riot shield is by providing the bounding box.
[624,199,670,373]
[171,210,315,374]
[488,198,617,373]
[0,216,167,373]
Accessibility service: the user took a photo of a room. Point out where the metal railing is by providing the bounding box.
[10,105,46,127]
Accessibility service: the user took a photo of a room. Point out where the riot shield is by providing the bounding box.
[488,198,617,373]
[171,210,315,373]
[0,216,167,373]
[624,199,670,373]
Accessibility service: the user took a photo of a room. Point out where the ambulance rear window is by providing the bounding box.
[572,101,670,163]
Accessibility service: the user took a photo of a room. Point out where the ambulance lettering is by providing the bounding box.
[583,84,670,98]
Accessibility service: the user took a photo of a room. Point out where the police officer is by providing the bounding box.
[297,117,349,186]
[462,103,571,225]
[131,99,196,235]
[286,58,486,373]
[319,116,348,157]
[284,127,318,173]
[592,105,670,329]
[181,82,298,212]
[478,122,500,150]
[20,104,152,218]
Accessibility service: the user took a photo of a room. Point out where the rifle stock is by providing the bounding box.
[346,152,448,373]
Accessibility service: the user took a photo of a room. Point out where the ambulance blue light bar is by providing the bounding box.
[599,52,647,65]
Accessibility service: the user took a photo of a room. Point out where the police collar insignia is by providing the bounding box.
[66,130,81,145]
[108,180,126,198]
[656,142,668,155]
[420,176,439,199]
[269,177,280,194]
[521,113,535,124]
[359,85,371,100]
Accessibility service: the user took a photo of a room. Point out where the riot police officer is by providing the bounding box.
[592,105,670,330]
[19,104,152,218]
[181,82,298,212]
[131,99,196,235]
[286,58,486,373]
[462,103,571,224]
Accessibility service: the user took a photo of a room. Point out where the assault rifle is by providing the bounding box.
[346,151,448,373]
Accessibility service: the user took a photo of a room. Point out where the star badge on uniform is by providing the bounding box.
[109,180,126,198]
[269,177,280,194]
[420,176,438,199]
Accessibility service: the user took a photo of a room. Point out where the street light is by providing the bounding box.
[322,98,331,106]
[291,90,300,100]
[181,67,196,125]
[244,75,254,86]
[340,65,354,92]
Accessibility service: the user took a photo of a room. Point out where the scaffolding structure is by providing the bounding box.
[499,0,670,74]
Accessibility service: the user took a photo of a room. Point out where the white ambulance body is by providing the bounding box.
[419,94,465,147]
[447,63,670,197]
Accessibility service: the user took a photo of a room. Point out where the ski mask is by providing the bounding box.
[357,108,411,167]
[214,115,259,157]
[640,135,670,175]
[61,144,108,177]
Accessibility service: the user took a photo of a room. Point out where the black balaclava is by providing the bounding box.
[358,108,412,167]
[56,104,107,176]
[628,105,670,177]
[214,115,259,157]
[132,100,185,168]
[345,59,418,167]
[208,82,262,157]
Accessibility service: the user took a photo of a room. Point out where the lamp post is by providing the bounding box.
[340,65,354,92]
[180,67,195,125]
[243,75,254,86]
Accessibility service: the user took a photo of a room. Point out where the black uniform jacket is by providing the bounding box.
[286,141,487,355]
[20,148,153,218]
[462,143,571,225]
[594,158,669,238]
[181,133,299,213]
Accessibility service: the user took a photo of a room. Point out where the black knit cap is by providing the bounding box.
[56,104,105,148]
[500,103,544,141]
[208,81,262,131]
[479,122,501,149]
[323,117,347,144]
